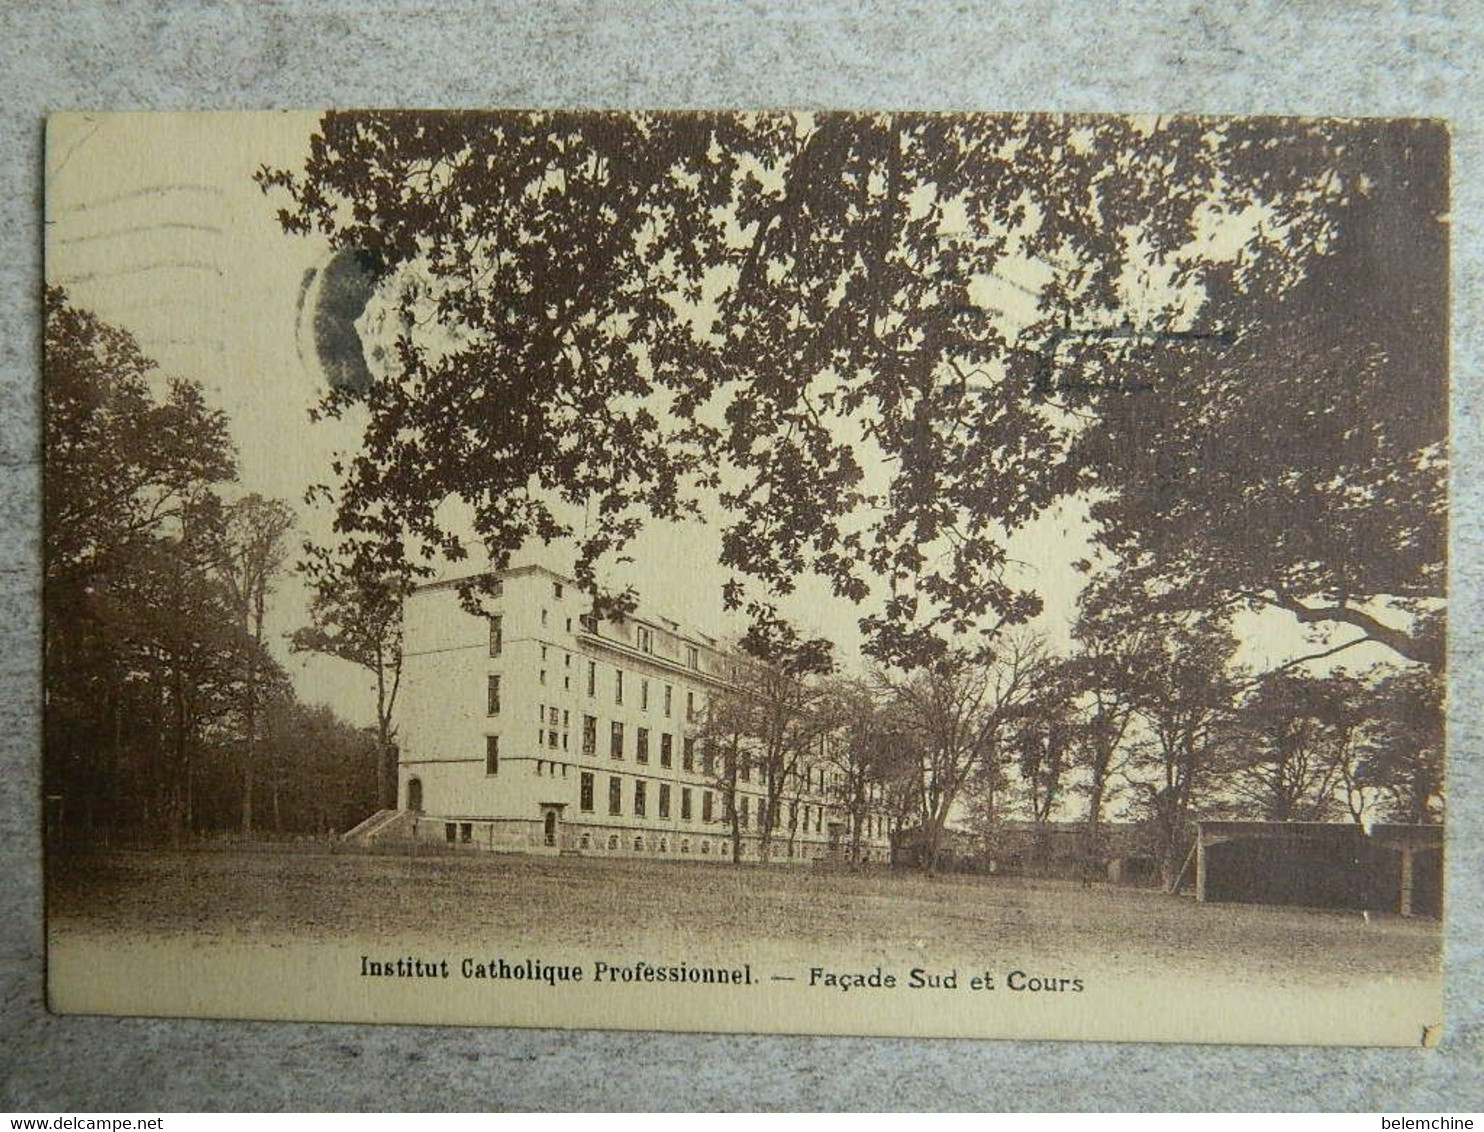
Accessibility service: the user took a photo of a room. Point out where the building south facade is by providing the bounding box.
[395,565,892,863]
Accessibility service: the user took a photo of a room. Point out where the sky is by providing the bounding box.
[43,111,1404,734]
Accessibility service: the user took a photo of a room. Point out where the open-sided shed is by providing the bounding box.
[1190,820,1442,917]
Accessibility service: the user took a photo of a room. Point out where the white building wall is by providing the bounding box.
[396,565,893,863]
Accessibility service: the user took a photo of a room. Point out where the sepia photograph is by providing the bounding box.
[42,109,1446,1045]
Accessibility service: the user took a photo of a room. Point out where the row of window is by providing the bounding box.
[486,670,702,722]
[581,773,705,821]
[570,771,887,838]
[490,605,705,676]
[485,722,874,809]
[481,741,887,838]
[519,712,852,796]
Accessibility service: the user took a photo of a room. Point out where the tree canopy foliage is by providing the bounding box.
[1070,121,1447,666]
[257,112,1442,667]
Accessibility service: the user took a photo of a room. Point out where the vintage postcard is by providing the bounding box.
[43,110,1446,1045]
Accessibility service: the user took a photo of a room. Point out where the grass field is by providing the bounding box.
[48,843,1440,989]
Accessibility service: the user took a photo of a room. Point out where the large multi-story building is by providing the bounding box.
[394,565,892,864]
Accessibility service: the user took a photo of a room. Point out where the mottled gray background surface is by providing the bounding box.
[1,0,1480,1112]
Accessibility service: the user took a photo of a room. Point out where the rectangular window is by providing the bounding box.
[587,660,596,696]
[660,733,673,768]
[664,684,673,716]
[541,608,549,627]
[740,757,751,783]
[582,715,597,756]
[488,615,502,657]
[686,691,695,721]
[636,727,650,764]
[681,788,692,821]
[547,730,558,749]
[702,791,713,822]
[487,674,501,715]
[641,678,650,711]
[686,645,699,669]
[610,721,624,759]
[615,670,624,705]
[739,796,750,829]
[539,668,547,685]
[682,736,694,773]
[702,741,714,776]
[658,784,671,819]
[554,581,564,599]
[608,776,622,816]
[638,626,653,653]
[816,808,822,833]
[580,772,594,812]
[802,804,810,833]
[634,780,647,817]
[485,735,500,775]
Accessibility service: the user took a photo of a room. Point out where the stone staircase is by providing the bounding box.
[342,808,417,845]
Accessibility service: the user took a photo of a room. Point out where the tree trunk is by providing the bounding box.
[729,797,743,866]
[241,759,254,836]
[1083,780,1106,885]
[923,810,945,878]
[375,736,392,812]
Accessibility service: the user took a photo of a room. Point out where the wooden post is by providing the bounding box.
[1195,826,1207,902]
[1399,844,1415,918]
[1170,839,1199,896]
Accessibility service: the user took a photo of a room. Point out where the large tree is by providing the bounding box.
[1121,615,1241,889]
[817,678,897,866]
[1063,595,1154,876]
[1008,681,1076,859]
[694,623,834,863]
[290,552,407,811]
[219,494,297,832]
[1226,671,1359,823]
[44,288,243,837]
[1070,121,1447,669]
[1357,665,1445,824]
[258,112,1383,666]
[883,633,1044,875]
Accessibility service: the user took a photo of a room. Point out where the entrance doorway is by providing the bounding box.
[406,777,423,812]
[538,802,566,850]
[828,821,845,857]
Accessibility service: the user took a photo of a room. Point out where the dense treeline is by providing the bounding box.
[697,615,1442,879]
[43,288,379,841]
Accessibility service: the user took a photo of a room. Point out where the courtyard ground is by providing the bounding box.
[48,842,1440,990]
